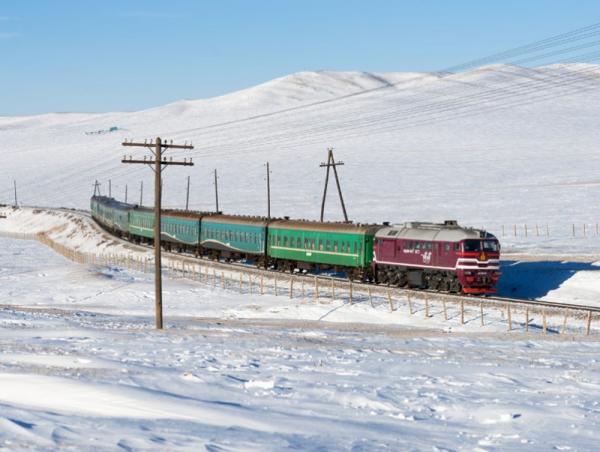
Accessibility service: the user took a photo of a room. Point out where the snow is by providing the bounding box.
[1,66,600,448]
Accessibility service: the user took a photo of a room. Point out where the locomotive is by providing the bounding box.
[90,195,501,294]
[373,221,500,294]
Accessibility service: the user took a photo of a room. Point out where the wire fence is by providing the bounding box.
[0,229,597,338]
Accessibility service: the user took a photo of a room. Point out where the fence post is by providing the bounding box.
[561,311,568,334]
[222,271,225,289]
[349,281,353,305]
[460,299,465,324]
[274,275,278,296]
[507,303,512,331]
[525,307,529,332]
[301,278,305,298]
[524,224,528,237]
[587,311,592,335]
[546,224,549,237]
[331,277,335,300]
[480,301,484,326]
[572,224,575,237]
[443,298,448,321]
[249,274,253,295]
[260,274,264,295]
[542,309,547,334]
[387,290,393,312]
[314,277,319,300]
[369,287,374,308]
[407,292,413,315]
[424,294,429,318]
[290,277,294,299]
[239,272,243,291]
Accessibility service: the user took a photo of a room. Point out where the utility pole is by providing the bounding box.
[109,179,112,198]
[140,180,143,206]
[214,169,219,213]
[185,175,190,211]
[121,137,194,329]
[13,180,17,207]
[319,147,349,222]
[93,180,100,196]
[266,162,271,220]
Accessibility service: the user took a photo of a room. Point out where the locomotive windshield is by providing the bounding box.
[463,240,500,252]
[483,241,499,252]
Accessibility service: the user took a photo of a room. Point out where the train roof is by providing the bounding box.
[92,196,134,211]
[202,214,269,226]
[375,221,497,242]
[269,219,380,234]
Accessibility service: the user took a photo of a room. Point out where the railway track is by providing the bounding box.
[4,206,600,331]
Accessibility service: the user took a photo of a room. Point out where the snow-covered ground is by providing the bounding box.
[2,66,600,449]
[1,235,600,450]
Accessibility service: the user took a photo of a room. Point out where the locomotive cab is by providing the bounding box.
[457,237,501,294]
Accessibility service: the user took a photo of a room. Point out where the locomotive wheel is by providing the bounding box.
[450,278,462,293]
[441,279,451,292]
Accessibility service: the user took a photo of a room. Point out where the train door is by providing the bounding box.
[434,242,443,267]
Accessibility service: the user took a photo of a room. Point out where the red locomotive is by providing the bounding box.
[373,220,500,294]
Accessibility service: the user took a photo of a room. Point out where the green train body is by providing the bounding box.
[91,196,378,276]
[201,215,267,256]
[267,220,379,270]
[91,196,129,234]
[161,213,201,245]
[128,208,154,239]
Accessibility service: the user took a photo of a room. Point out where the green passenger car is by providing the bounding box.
[90,196,129,233]
[129,209,202,246]
[267,220,380,269]
[201,215,267,256]
[128,208,154,239]
[161,213,201,245]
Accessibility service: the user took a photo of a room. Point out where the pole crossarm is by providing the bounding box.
[121,158,194,166]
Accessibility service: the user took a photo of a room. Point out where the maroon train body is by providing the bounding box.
[372,221,500,294]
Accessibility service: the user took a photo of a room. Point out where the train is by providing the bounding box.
[90,195,501,294]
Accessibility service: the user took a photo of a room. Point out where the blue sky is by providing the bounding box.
[2,0,600,115]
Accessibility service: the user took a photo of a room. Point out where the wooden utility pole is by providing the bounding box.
[214,169,220,213]
[266,162,271,220]
[121,137,194,329]
[139,180,143,206]
[185,175,190,211]
[319,147,348,222]
[13,180,17,207]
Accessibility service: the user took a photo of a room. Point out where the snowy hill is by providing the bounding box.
[2,64,600,254]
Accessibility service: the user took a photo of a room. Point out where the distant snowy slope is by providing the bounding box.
[2,64,600,253]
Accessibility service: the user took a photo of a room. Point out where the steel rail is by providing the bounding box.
[5,206,600,317]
